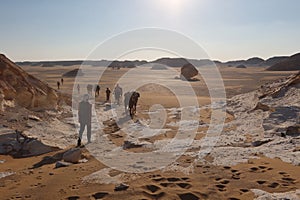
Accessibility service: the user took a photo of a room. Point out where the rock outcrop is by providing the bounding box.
[0,54,59,110]
[210,72,300,166]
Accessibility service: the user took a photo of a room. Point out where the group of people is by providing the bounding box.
[76,83,124,103]
[77,83,140,146]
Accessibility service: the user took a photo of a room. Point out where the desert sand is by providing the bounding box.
[0,64,299,200]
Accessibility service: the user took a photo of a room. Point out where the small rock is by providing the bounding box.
[123,141,143,149]
[28,115,41,121]
[49,172,54,175]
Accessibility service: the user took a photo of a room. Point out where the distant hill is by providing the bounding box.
[151,58,189,67]
[15,53,300,69]
[261,56,289,66]
[267,53,300,71]
[246,57,264,65]
[17,60,147,68]
[224,57,265,67]
[108,60,147,68]
[150,57,218,67]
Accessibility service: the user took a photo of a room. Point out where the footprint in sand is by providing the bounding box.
[230,170,241,180]
[142,191,165,199]
[256,180,267,185]
[250,167,259,172]
[178,192,200,200]
[70,184,79,190]
[215,177,222,181]
[145,184,161,193]
[152,177,166,182]
[160,182,176,188]
[231,174,240,180]
[216,184,226,192]
[67,196,80,200]
[215,178,230,192]
[282,177,296,183]
[92,192,109,199]
[278,171,287,175]
[167,177,181,182]
[177,183,192,189]
[220,179,230,184]
[258,165,267,169]
[268,182,280,188]
[240,188,249,193]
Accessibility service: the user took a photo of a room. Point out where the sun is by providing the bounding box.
[154,0,187,16]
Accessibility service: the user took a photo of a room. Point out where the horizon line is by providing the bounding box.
[12,52,298,63]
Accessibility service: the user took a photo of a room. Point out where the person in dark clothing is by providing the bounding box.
[129,91,140,118]
[57,81,60,90]
[106,88,111,102]
[61,78,64,85]
[77,94,92,146]
[95,85,100,97]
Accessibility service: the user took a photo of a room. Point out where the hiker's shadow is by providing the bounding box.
[30,150,67,169]
[117,115,132,125]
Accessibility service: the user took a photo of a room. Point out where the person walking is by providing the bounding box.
[61,78,64,85]
[77,94,92,146]
[77,84,80,94]
[57,81,60,90]
[95,85,100,97]
[124,91,132,114]
[106,88,111,102]
[87,84,93,96]
[114,84,123,105]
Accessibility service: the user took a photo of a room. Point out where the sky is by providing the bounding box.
[0,0,300,62]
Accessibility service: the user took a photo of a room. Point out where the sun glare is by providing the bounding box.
[154,0,188,16]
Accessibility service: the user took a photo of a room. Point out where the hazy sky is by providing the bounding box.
[1,0,300,61]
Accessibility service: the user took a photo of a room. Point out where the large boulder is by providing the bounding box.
[0,54,59,110]
[180,63,199,80]
[63,148,82,163]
